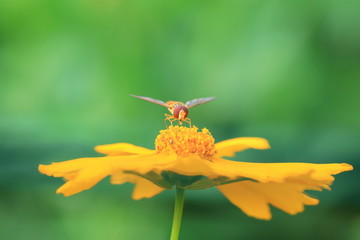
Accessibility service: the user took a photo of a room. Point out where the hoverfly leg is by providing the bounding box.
[164,114,174,128]
[169,117,177,126]
[183,118,192,128]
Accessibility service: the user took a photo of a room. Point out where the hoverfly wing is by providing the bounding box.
[185,97,215,109]
[130,95,169,107]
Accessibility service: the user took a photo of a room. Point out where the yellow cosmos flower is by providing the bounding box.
[39,126,352,220]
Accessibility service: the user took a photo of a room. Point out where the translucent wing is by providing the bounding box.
[130,95,169,107]
[185,97,215,108]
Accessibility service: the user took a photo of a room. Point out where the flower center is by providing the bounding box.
[155,126,217,158]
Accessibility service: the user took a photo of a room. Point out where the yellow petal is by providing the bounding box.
[39,158,108,177]
[95,143,154,156]
[215,137,270,157]
[110,172,165,200]
[132,178,165,200]
[217,181,271,220]
[210,159,352,188]
[157,154,214,176]
[56,166,110,196]
[217,180,319,220]
[38,153,177,196]
[110,171,138,185]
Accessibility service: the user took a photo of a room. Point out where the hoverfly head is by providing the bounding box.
[173,106,188,120]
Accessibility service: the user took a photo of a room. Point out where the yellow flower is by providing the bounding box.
[39,126,352,220]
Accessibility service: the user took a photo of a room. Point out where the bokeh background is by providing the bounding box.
[1,0,359,239]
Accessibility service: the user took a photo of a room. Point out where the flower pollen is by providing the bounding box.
[155,126,217,158]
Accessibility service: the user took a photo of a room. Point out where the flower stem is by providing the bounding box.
[170,187,185,240]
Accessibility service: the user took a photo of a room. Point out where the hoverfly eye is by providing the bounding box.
[173,106,188,119]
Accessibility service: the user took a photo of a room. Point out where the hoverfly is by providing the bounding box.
[130,94,215,127]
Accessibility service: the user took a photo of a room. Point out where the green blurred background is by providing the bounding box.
[1,0,359,239]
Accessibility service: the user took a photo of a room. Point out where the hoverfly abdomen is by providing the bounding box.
[173,106,189,120]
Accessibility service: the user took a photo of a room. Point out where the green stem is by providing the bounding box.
[170,187,185,240]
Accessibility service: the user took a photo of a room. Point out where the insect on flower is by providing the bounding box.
[130,95,215,127]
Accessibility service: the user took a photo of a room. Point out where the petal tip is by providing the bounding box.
[94,145,106,154]
[38,164,49,175]
[261,139,271,150]
[342,163,353,171]
[248,138,271,150]
[245,210,272,220]
[56,190,71,197]
[56,186,76,197]
[132,195,142,201]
